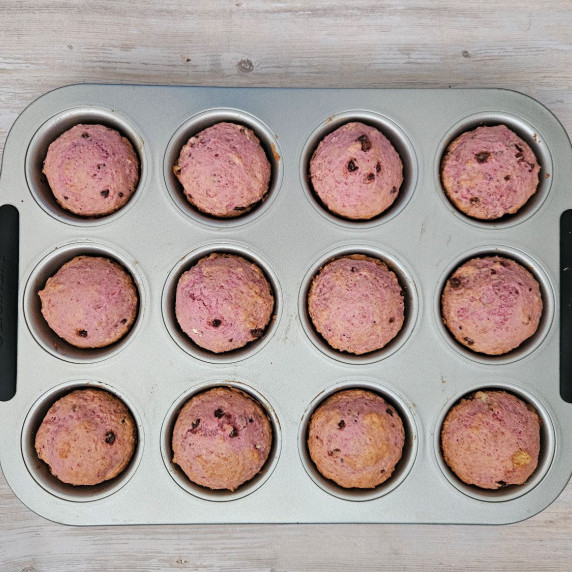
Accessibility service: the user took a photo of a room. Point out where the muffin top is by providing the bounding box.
[310,122,403,220]
[441,125,540,220]
[43,123,139,217]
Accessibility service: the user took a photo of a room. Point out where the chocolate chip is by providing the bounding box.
[516,152,524,159]
[491,269,497,275]
[376,162,382,173]
[500,260,509,267]
[350,266,356,273]
[211,319,222,327]
[475,151,490,163]
[389,317,395,323]
[229,427,238,438]
[470,197,480,204]
[121,318,127,324]
[380,469,385,473]
[63,196,69,200]
[190,418,201,433]
[390,186,397,194]
[515,144,524,153]
[497,480,507,487]
[214,408,224,418]
[338,419,346,429]
[327,448,341,456]
[234,206,247,211]
[366,172,375,182]
[504,175,511,181]
[97,163,105,170]
[82,132,89,138]
[105,431,115,444]
[251,328,264,338]
[100,189,109,198]
[449,277,462,289]
[249,418,254,423]
[357,134,372,152]
[121,418,126,424]
[463,336,475,346]
[386,408,394,416]
[347,159,358,172]
[77,329,88,337]
[118,192,124,198]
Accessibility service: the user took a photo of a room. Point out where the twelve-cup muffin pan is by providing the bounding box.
[1,85,571,525]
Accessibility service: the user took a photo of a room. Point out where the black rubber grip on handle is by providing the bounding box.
[560,210,572,403]
[0,205,18,401]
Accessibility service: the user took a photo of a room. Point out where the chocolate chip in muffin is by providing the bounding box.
[357,134,372,152]
[475,151,490,163]
[347,159,358,172]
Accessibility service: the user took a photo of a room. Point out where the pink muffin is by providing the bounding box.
[38,256,138,349]
[308,389,405,489]
[175,253,274,353]
[309,122,403,220]
[441,390,541,489]
[172,387,273,491]
[35,388,136,486]
[441,125,540,220]
[173,122,271,218]
[43,124,139,217]
[441,256,542,355]
[307,254,404,355]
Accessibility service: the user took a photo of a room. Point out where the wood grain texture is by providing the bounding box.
[1,1,572,570]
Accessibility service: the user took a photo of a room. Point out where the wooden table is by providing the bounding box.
[1,1,571,569]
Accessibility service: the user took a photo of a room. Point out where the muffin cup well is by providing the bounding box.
[160,380,281,502]
[25,107,145,226]
[435,245,555,365]
[21,380,144,502]
[434,383,555,502]
[301,110,418,228]
[298,380,418,501]
[299,245,419,365]
[163,108,282,228]
[162,243,281,364]
[23,241,145,364]
[435,111,553,229]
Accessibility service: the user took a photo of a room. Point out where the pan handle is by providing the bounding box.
[0,204,19,401]
[560,210,572,403]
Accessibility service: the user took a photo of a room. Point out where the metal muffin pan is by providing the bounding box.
[0,85,571,525]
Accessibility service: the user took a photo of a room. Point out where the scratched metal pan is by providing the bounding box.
[1,85,571,525]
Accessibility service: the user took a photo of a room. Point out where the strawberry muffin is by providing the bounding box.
[173,122,271,218]
[43,124,139,217]
[308,389,405,488]
[172,387,272,491]
[309,122,403,220]
[35,388,137,486]
[38,255,138,349]
[441,390,541,489]
[441,125,540,220]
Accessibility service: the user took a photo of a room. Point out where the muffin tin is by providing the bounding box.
[0,85,571,525]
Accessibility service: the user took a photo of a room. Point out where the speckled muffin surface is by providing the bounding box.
[173,122,271,218]
[307,254,404,355]
[43,123,139,217]
[308,389,405,489]
[38,255,138,349]
[175,253,274,353]
[441,125,540,220]
[171,387,273,491]
[309,122,403,220]
[441,256,542,355]
[441,390,541,489]
[35,388,136,486]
